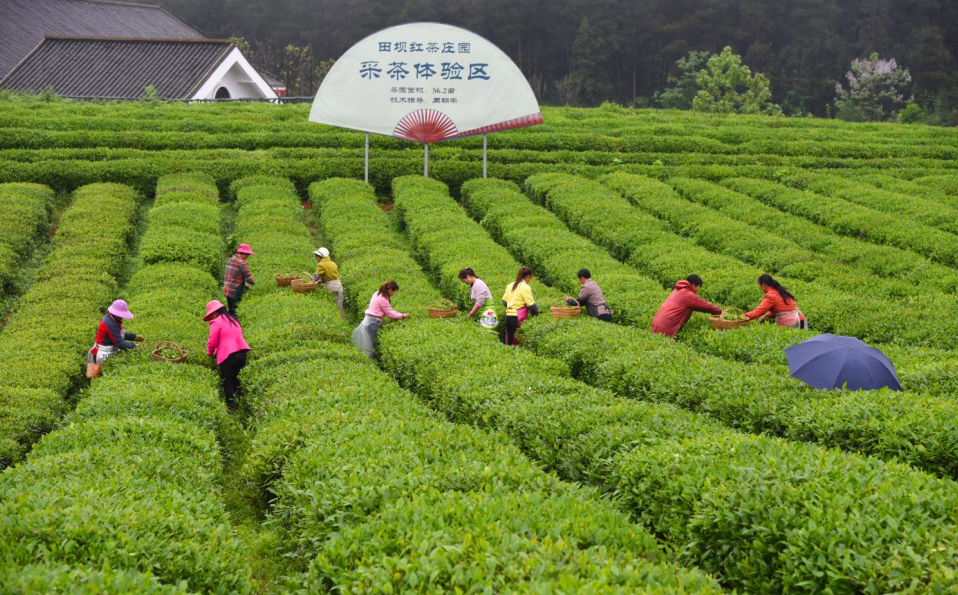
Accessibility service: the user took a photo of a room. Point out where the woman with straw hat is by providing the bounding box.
[205,299,250,407]
[88,299,143,365]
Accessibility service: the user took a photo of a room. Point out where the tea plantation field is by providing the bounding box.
[2,98,958,594]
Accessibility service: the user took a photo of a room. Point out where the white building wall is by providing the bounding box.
[191,47,277,100]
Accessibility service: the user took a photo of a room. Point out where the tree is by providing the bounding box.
[568,17,614,106]
[655,50,713,109]
[692,47,782,115]
[834,53,911,122]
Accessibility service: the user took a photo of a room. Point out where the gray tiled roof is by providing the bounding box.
[0,37,233,99]
[0,0,203,78]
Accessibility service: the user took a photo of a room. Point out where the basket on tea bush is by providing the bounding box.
[428,297,458,318]
[551,297,581,319]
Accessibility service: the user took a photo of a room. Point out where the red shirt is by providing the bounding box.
[650,280,722,337]
[745,289,805,325]
[223,255,254,298]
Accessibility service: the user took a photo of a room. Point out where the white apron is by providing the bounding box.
[352,314,383,358]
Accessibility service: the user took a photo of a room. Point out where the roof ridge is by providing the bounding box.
[57,0,166,9]
[41,35,230,43]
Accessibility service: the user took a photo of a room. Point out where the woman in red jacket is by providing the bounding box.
[651,275,723,337]
[742,274,807,329]
[205,299,251,407]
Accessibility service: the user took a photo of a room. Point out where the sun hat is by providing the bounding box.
[204,299,226,322]
[107,299,134,320]
[314,247,330,258]
[236,243,256,255]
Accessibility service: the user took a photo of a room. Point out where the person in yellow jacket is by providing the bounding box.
[311,247,345,319]
[501,266,539,346]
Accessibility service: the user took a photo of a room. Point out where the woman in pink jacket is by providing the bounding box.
[352,280,410,359]
[205,299,250,406]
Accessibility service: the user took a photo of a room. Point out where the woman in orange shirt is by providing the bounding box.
[742,274,807,329]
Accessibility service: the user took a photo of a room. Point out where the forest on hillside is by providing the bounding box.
[156,0,958,119]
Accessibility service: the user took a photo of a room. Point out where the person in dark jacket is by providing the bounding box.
[650,275,723,337]
[88,299,143,364]
[566,269,613,321]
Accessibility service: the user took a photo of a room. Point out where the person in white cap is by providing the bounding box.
[311,247,345,319]
[88,299,143,365]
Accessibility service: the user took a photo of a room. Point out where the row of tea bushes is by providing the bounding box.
[521,316,958,478]
[528,172,958,349]
[723,176,958,267]
[0,182,54,295]
[791,173,958,236]
[312,175,958,593]
[5,102,958,158]
[390,176,559,311]
[378,319,958,595]
[0,174,251,593]
[667,176,958,292]
[0,145,938,199]
[235,177,724,593]
[406,177,958,479]
[126,173,224,365]
[0,183,138,467]
[605,173,917,296]
[307,178,436,318]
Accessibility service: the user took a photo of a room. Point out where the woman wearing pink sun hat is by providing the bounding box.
[222,243,256,315]
[205,299,250,407]
[88,299,144,365]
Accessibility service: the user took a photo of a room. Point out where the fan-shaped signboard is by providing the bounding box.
[309,22,542,143]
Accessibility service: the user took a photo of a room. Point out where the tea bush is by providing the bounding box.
[0,183,138,467]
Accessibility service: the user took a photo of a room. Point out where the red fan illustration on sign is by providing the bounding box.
[394,109,459,143]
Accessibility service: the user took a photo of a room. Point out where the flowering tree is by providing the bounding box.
[834,53,911,122]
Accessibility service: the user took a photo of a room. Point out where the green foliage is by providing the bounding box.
[0,362,251,594]
[391,176,556,318]
[656,50,714,110]
[1,564,197,594]
[308,178,435,317]
[0,183,138,468]
[723,176,958,268]
[899,102,927,124]
[0,172,253,591]
[297,178,722,594]
[568,18,614,106]
[378,318,958,595]
[0,183,54,290]
[692,47,782,116]
[460,174,958,476]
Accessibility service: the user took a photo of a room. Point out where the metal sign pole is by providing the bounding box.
[364,133,369,183]
[483,134,488,178]
[424,143,429,178]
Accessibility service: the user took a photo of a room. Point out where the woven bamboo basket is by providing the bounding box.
[275,272,301,286]
[551,297,581,319]
[428,297,458,319]
[709,312,750,331]
[152,341,188,363]
[291,275,319,293]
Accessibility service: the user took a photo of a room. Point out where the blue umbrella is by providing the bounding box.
[785,334,902,391]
